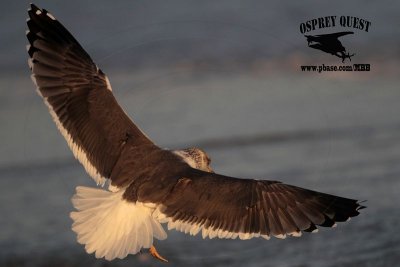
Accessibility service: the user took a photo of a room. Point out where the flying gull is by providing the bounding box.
[26,4,365,262]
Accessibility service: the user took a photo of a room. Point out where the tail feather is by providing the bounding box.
[70,186,167,261]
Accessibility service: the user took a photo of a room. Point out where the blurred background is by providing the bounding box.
[0,0,399,266]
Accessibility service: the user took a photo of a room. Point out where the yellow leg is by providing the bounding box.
[149,245,168,263]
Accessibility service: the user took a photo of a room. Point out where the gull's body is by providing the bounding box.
[26,4,364,262]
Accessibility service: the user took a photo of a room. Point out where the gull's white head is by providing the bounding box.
[172,147,213,173]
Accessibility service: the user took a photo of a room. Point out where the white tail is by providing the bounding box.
[70,186,167,260]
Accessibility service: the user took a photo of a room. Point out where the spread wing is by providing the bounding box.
[135,168,364,240]
[26,4,156,186]
[315,31,354,38]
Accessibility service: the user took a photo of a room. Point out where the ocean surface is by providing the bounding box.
[1,1,399,266]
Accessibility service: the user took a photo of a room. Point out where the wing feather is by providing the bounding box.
[27,4,156,186]
[134,168,364,240]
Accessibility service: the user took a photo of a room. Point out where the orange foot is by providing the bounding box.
[149,245,168,263]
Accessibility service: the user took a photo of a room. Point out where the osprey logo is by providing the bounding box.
[305,31,354,63]
[300,16,371,63]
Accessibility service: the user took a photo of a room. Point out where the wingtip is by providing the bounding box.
[28,4,57,21]
[357,200,367,210]
[29,3,39,13]
[28,3,42,17]
[30,3,39,11]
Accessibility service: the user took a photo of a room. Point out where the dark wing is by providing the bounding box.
[315,31,354,38]
[26,4,156,186]
[137,168,364,239]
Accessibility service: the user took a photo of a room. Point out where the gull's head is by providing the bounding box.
[172,147,213,173]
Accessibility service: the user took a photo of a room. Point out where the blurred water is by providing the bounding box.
[1,0,399,73]
[1,1,400,266]
[1,72,400,267]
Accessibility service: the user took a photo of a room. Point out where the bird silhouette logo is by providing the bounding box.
[305,31,355,62]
